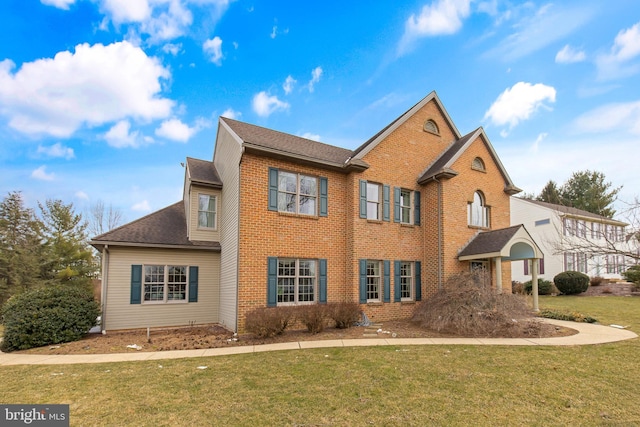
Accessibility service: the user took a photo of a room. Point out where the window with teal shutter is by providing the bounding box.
[383,260,390,302]
[382,185,390,221]
[359,180,367,218]
[267,257,278,306]
[359,259,367,303]
[394,260,401,302]
[268,168,279,211]
[319,177,328,217]
[393,187,401,222]
[319,259,327,303]
[415,261,422,301]
[130,265,142,304]
[414,191,421,225]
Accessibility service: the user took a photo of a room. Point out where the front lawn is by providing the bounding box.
[1,296,639,426]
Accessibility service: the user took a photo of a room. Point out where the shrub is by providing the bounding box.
[244,306,294,338]
[295,304,329,334]
[523,279,554,295]
[327,302,361,329]
[590,276,605,287]
[554,271,590,295]
[538,309,597,323]
[412,271,534,337]
[622,265,640,288]
[1,285,100,352]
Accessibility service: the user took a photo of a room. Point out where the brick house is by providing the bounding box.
[91,91,543,332]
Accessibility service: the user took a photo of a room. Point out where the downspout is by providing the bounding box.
[234,147,244,333]
[100,245,109,333]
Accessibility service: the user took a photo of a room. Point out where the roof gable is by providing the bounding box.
[458,225,543,260]
[186,157,222,188]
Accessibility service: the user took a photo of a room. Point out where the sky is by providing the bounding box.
[1,0,639,228]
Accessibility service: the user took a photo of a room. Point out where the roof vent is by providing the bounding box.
[423,119,439,135]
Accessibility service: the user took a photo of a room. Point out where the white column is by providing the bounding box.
[494,257,502,294]
[532,258,539,312]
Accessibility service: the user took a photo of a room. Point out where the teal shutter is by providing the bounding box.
[415,261,422,301]
[267,257,278,306]
[394,260,401,302]
[383,260,390,302]
[382,185,390,221]
[319,259,327,303]
[359,180,367,218]
[393,187,401,222]
[359,259,367,303]
[130,265,142,304]
[268,168,279,211]
[414,191,421,225]
[319,177,328,217]
[188,266,199,302]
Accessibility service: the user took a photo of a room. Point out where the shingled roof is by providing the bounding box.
[458,225,543,261]
[516,198,627,225]
[187,157,222,188]
[220,117,354,168]
[90,202,220,251]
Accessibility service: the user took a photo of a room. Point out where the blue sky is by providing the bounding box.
[1,0,639,227]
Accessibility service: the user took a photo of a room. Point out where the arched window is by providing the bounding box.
[468,191,489,228]
[423,119,439,135]
[472,157,485,172]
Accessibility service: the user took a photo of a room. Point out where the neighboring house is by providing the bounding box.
[510,197,630,283]
[91,91,543,333]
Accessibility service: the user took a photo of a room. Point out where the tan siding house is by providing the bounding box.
[91,91,543,332]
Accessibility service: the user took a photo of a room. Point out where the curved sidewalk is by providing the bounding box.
[0,319,636,366]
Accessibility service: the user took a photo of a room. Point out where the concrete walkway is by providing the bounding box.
[0,319,636,366]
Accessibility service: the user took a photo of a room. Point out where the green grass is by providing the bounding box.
[1,297,639,426]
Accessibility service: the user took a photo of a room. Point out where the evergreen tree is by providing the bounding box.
[39,199,97,288]
[559,170,621,218]
[0,192,44,305]
[536,180,562,205]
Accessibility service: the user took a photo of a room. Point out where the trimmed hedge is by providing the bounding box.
[554,271,590,295]
[1,285,100,352]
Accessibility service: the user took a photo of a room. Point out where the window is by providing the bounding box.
[472,157,486,172]
[399,261,413,300]
[400,189,411,224]
[276,259,316,304]
[535,218,550,226]
[564,253,575,271]
[198,194,217,228]
[468,191,489,228]
[143,265,187,303]
[277,171,317,215]
[563,218,575,236]
[577,220,586,238]
[591,222,601,239]
[366,182,381,220]
[366,260,381,302]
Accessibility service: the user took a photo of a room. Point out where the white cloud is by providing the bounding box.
[483,82,556,135]
[572,100,640,135]
[104,120,143,148]
[155,118,199,142]
[221,108,241,120]
[0,41,173,138]
[41,0,76,9]
[597,22,640,80]
[132,200,151,212]
[162,43,182,56]
[397,0,471,56]
[308,67,323,92]
[203,36,223,65]
[484,4,594,61]
[31,165,55,181]
[99,0,151,23]
[530,132,547,153]
[270,26,278,39]
[283,75,296,94]
[555,44,586,64]
[75,191,89,200]
[300,132,321,141]
[37,143,75,159]
[251,91,290,117]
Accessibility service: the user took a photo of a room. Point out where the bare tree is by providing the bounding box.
[88,200,124,237]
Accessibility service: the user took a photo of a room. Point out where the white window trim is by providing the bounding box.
[468,192,489,228]
[399,261,413,301]
[366,260,381,302]
[366,182,381,220]
[143,264,189,304]
[399,189,412,225]
[197,194,218,230]
[277,171,318,216]
[276,258,317,305]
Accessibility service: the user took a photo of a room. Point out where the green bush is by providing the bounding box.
[538,309,597,323]
[622,265,640,287]
[327,302,361,329]
[244,306,294,338]
[554,271,590,295]
[1,285,100,352]
[523,279,553,295]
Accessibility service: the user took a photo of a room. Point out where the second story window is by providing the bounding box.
[400,189,411,224]
[366,182,381,220]
[277,171,317,215]
[198,194,217,228]
[468,191,489,228]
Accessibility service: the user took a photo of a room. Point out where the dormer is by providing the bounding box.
[183,157,223,242]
